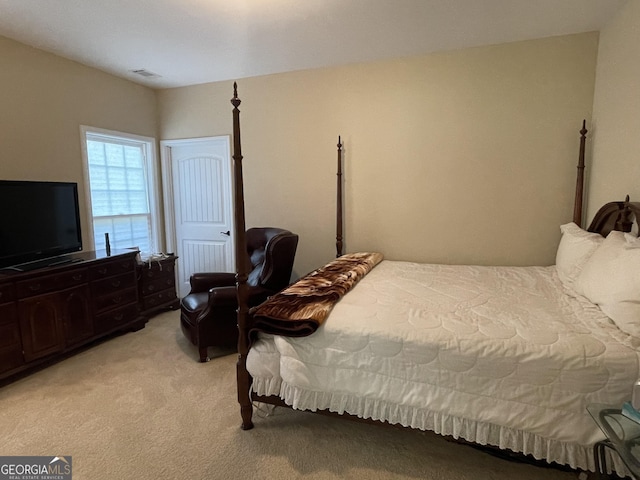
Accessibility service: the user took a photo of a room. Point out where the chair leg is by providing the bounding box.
[199,347,210,363]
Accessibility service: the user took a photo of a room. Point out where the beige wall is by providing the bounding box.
[587,1,640,220]
[159,33,598,276]
[0,35,158,249]
[0,31,601,278]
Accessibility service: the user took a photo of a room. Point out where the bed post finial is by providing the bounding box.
[231,82,254,431]
[232,82,241,109]
[573,119,588,227]
[336,135,344,257]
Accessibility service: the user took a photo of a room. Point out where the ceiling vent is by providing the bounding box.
[130,69,161,78]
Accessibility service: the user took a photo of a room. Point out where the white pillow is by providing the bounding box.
[555,222,604,292]
[575,230,640,338]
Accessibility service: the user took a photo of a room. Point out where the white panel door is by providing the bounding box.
[160,137,234,297]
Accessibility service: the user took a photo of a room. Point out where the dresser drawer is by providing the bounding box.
[140,260,175,280]
[91,272,136,296]
[142,288,177,311]
[89,257,136,281]
[16,268,88,299]
[93,287,138,313]
[94,303,140,334]
[141,275,176,296]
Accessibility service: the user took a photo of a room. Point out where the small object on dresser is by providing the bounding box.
[621,401,640,424]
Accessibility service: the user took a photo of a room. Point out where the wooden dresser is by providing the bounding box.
[0,250,145,382]
[137,254,179,318]
[0,280,21,375]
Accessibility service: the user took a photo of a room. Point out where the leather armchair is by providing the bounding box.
[180,227,299,362]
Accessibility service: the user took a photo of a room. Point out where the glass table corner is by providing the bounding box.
[587,403,640,479]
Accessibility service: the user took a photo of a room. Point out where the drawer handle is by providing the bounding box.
[98,268,108,275]
[111,296,122,305]
[29,284,42,292]
[73,274,83,281]
[148,285,155,292]
[114,314,124,321]
[111,280,122,288]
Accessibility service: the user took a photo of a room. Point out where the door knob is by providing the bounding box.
[221,230,230,236]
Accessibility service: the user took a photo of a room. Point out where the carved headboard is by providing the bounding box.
[588,195,640,237]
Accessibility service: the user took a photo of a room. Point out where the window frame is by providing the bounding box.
[79,125,162,253]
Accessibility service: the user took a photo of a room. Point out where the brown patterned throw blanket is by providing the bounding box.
[249,252,384,337]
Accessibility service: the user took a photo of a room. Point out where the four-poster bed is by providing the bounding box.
[229,84,640,475]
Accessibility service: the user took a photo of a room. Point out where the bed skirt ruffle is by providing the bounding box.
[251,377,630,477]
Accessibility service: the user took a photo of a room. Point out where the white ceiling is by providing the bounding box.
[0,0,627,89]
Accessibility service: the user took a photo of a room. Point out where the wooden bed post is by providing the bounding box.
[617,195,634,232]
[336,136,344,257]
[231,83,254,430]
[573,120,588,227]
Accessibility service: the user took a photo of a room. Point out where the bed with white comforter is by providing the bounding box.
[248,252,640,473]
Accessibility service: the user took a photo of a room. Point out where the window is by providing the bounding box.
[80,126,160,255]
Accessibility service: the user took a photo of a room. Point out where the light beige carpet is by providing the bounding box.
[1,311,584,480]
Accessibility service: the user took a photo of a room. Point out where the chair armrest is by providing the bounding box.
[208,285,238,306]
[206,285,275,308]
[189,272,236,293]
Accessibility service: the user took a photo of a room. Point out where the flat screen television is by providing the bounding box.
[0,180,83,270]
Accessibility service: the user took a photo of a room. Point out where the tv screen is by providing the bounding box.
[0,180,83,269]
